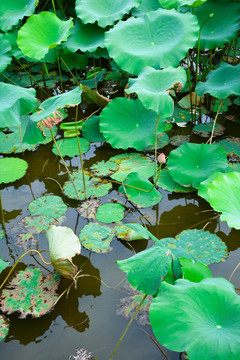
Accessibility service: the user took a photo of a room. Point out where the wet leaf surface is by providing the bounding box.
[0,315,9,341]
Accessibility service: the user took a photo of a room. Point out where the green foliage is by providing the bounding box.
[79,222,115,253]
[0,0,38,31]
[0,315,9,341]
[82,115,105,142]
[0,158,28,184]
[0,34,12,72]
[156,169,195,193]
[28,195,67,218]
[96,203,125,223]
[52,137,90,157]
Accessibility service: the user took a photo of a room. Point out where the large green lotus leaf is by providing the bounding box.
[0,158,28,184]
[126,67,186,117]
[117,246,175,295]
[0,257,9,274]
[118,172,163,208]
[0,315,9,341]
[159,0,207,9]
[219,137,240,161]
[17,12,73,60]
[156,169,195,193]
[0,268,61,318]
[0,0,38,31]
[132,0,161,16]
[52,137,90,157]
[167,143,228,188]
[99,98,165,151]
[82,115,106,142]
[0,83,37,128]
[63,170,112,200]
[46,225,81,279]
[180,258,212,283]
[195,0,240,50]
[196,63,240,99]
[0,34,11,72]
[28,195,67,218]
[146,132,170,151]
[159,229,228,264]
[105,8,199,75]
[193,122,225,138]
[75,0,141,28]
[64,18,105,52]
[96,203,125,223]
[79,222,115,253]
[208,172,240,229]
[90,160,119,177]
[149,278,240,359]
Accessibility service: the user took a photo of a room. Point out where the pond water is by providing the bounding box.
[0,111,240,360]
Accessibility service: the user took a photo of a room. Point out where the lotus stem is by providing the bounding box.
[18,124,24,154]
[109,294,148,360]
[208,99,222,144]
[0,73,19,86]
[92,54,97,89]
[75,106,87,200]
[60,57,80,86]
[154,115,161,180]
[229,261,240,282]
[186,51,193,122]
[0,191,5,230]
[233,36,238,65]
[55,50,63,92]
[51,0,57,14]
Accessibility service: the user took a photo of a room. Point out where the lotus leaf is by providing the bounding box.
[52,137,90,157]
[0,158,28,184]
[105,8,199,75]
[170,135,190,146]
[77,198,101,220]
[0,315,9,341]
[156,169,195,193]
[96,203,125,223]
[116,223,159,242]
[46,225,81,279]
[180,258,212,283]
[59,50,88,71]
[167,143,228,188]
[0,226,4,240]
[119,172,163,208]
[219,137,240,160]
[17,12,73,60]
[195,0,240,50]
[196,63,240,99]
[82,116,106,142]
[132,0,161,16]
[0,257,9,274]
[0,268,61,318]
[79,223,115,253]
[212,98,231,113]
[69,348,94,360]
[0,83,37,128]
[193,123,225,138]
[28,195,67,218]
[63,170,112,200]
[208,172,240,229]
[159,229,228,264]
[159,0,208,9]
[126,67,187,117]
[90,160,119,177]
[150,278,240,360]
[75,0,141,28]
[0,34,11,72]
[99,98,165,151]
[146,133,170,150]
[167,104,192,123]
[21,215,59,233]
[114,223,149,241]
[0,0,38,31]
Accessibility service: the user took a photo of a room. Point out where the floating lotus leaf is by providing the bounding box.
[0,257,9,274]
[195,0,240,50]
[126,67,187,117]
[0,34,11,72]
[0,315,9,341]
[21,215,59,233]
[46,225,81,279]
[105,8,199,75]
[96,203,125,223]
[156,169,195,193]
[64,18,105,53]
[99,98,165,151]
[0,0,38,31]
[69,348,94,360]
[159,0,207,9]
[77,198,101,220]
[219,137,240,161]
[180,258,212,283]
[208,172,240,229]
[82,115,106,142]
[150,278,240,360]
[63,170,112,200]
[90,160,119,177]
[193,123,225,138]
[52,137,90,157]
[0,83,37,128]
[159,229,228,264]
[119,172,163,208]
[132,0,161,16]
[75,0,141,28]
[0,158,28,184]
[17,12,73,60]
[146,132,170,151]
[79,223,115,253]
[167,143,228,188]
[196,63,240,99]
[0,268,61,318]
[167,104,192,123]
[170,135,190,146]
[28,195,67,218]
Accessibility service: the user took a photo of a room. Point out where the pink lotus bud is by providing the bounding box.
[157,153,166,164]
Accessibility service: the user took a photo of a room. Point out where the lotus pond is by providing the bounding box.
[0,0,240,359]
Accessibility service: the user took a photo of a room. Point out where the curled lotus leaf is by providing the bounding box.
[105,8,199,75]
[28,195,67,219]
[0,268,61,318]
[218,137,240,161]
[52,137,90,157]
[75,0,141,28]
[114,223,150,241]
[156,169,195,193]
[79,223,115,253]
[180,258,212,283]
[96,203,125,223]
[0,0,38,31]
[0,34,12,72]
[0,315,9,341]
[0,158,28,184]
[193,123,225,138]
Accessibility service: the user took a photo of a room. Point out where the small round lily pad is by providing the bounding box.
[28,195,67,219]
[96,203,125,223]
[0,157,28,184]
[79,223,115,253]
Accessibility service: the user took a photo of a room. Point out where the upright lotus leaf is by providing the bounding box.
[79,222,115,253]
[156,169,195,193]
[28,195,67,218]
[114,223,150,241]
[119,172,163,208]
[0,34,12,72]
[99,98,166,151]
[0,315,9,341]
[0,257,9,274]
[159,0,208,9]
[64,18,105,52]
[126,67,186,117]
[208,172,240,229]
[0,0,38,31]
[180,258,212,283]
[149,278,240,360]
[0,268,61,318]
[117,246,176,295]
[105,8,199,75]
[194,0,240,50]
[46,225,81,279]
[132,0,161,16]
[196,63,240,99]
[96,203,125,223]
[0,158,28,184]
[159,229,228,264]
[193,123,225,138]
[75,0,141,28]
[17,12,73,60]
[52,137,90,157]
[82,115,106,142]
[118,223,159,242]
[0,83,37,128]
[167,143,228,188]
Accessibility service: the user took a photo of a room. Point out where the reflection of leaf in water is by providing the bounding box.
[69,347,94,360]
[16,233,36,249]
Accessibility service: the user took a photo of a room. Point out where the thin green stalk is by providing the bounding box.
[233,36,238,65]
[208,99,222,144]
[109,294,148,360]
[75,106,87,200]
[18,124,24,153]
[0,191,5,230]
[154,115,161,180]
[0,73,19,86]
[51,0,57,14]
[55,50,63,92]
[92,54,97,89]
[60,57,80,86]
[50,128,81,201]
[186,51,193,122]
